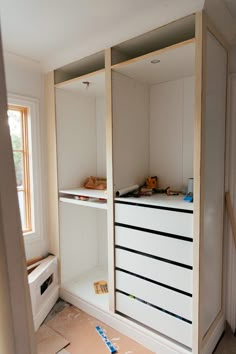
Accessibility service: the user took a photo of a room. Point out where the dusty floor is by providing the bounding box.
[37,300,236,354]
[214,325,236,354]
[36,300,155,354]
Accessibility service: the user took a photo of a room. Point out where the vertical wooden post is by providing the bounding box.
[105,48,115,312]
[193,10,206,354]
[44,72,60,281]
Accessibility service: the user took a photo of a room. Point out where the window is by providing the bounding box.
[7,94,42,240]
[8,105,32,233]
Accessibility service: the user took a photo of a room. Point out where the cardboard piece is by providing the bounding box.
[36,324,70,354]
[47,305,155,354]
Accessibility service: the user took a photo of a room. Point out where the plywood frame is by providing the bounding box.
[111,38,195,71]
[44,73,60,276]
[105,48,115,312]
[201,14,228,350]
[47,9,230,354]
[193,10,229,354]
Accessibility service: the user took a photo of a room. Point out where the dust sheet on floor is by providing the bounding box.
[45,305,155,354]
[36,323,70,354]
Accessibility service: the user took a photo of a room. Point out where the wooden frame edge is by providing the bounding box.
[105,48,115,313]
[54,68,105,88]
[201,309,224,347]
[192,10,206,354]
[111,38,195,70]
[44,72,61,281]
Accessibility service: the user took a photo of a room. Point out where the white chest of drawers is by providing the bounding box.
[114,195,193,348]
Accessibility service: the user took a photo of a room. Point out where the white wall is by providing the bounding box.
[112,71,149,191]
[150,76,194,191]
[3,52,48,260]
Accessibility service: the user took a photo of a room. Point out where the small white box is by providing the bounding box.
[28,255,59,330]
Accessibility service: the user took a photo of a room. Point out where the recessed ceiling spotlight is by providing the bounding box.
[150,59,160,64]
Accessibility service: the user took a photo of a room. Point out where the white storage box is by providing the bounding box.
[28,255,59,330]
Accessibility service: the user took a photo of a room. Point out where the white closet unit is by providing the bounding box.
[112,38,195,349]
[55,63,110,311]
[46,11,229,354]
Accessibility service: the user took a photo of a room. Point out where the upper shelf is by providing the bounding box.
[54,50,105,85]
[59,187,107,210]
[111,14,195,66]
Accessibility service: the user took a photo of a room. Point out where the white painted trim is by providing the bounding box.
[33,286,59,331]
[7,93,43,244]
[202,314,225,354]
[60,288,191,354]
[226,73,236,332]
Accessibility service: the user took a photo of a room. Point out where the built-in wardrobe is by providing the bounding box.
[45,12,228,354]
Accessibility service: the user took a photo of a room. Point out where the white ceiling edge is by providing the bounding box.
[204,0,236,45]
[42,1,205,72]
[3,51,43,73]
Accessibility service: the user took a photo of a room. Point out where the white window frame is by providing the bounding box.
[8,93,43,242]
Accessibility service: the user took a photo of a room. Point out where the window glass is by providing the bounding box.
[8,106,31,233]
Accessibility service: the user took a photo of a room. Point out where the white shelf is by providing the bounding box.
[59,187,107,209]
[61,267,109,312]
[60,197,107,210]
[60,187,107,198]
[115,194,194,211]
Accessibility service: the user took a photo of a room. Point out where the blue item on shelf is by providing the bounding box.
[184,193,193,202]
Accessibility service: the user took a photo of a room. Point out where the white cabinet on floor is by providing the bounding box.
[114,197,193,347]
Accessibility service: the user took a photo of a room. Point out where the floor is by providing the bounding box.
[36,300,236,354]
[36,300,155,354]
[214,325,236,354]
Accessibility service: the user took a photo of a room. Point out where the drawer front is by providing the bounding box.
[115,225,192,266]
[116,248,192,294]
[116,292,192,348]
[115,203,193,238]
[116,270,192,321]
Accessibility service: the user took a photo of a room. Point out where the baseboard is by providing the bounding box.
[60,287,191,354]
[34,285,59,331]
[202,314,225,354]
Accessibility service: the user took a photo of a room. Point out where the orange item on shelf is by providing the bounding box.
[84,176,107,190]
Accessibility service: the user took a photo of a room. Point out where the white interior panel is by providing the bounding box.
[112,71,149,191]
[96,97,106,177]
[149,77,194,191]
[149,79,183,190]
[183,76,195,186]
[97,210,108,269]
[56,88,97,189]
[59,203,99,284]
[202,31,227,335]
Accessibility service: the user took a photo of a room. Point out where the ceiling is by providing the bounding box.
[0,0,235,72]
[0,0,205,71]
